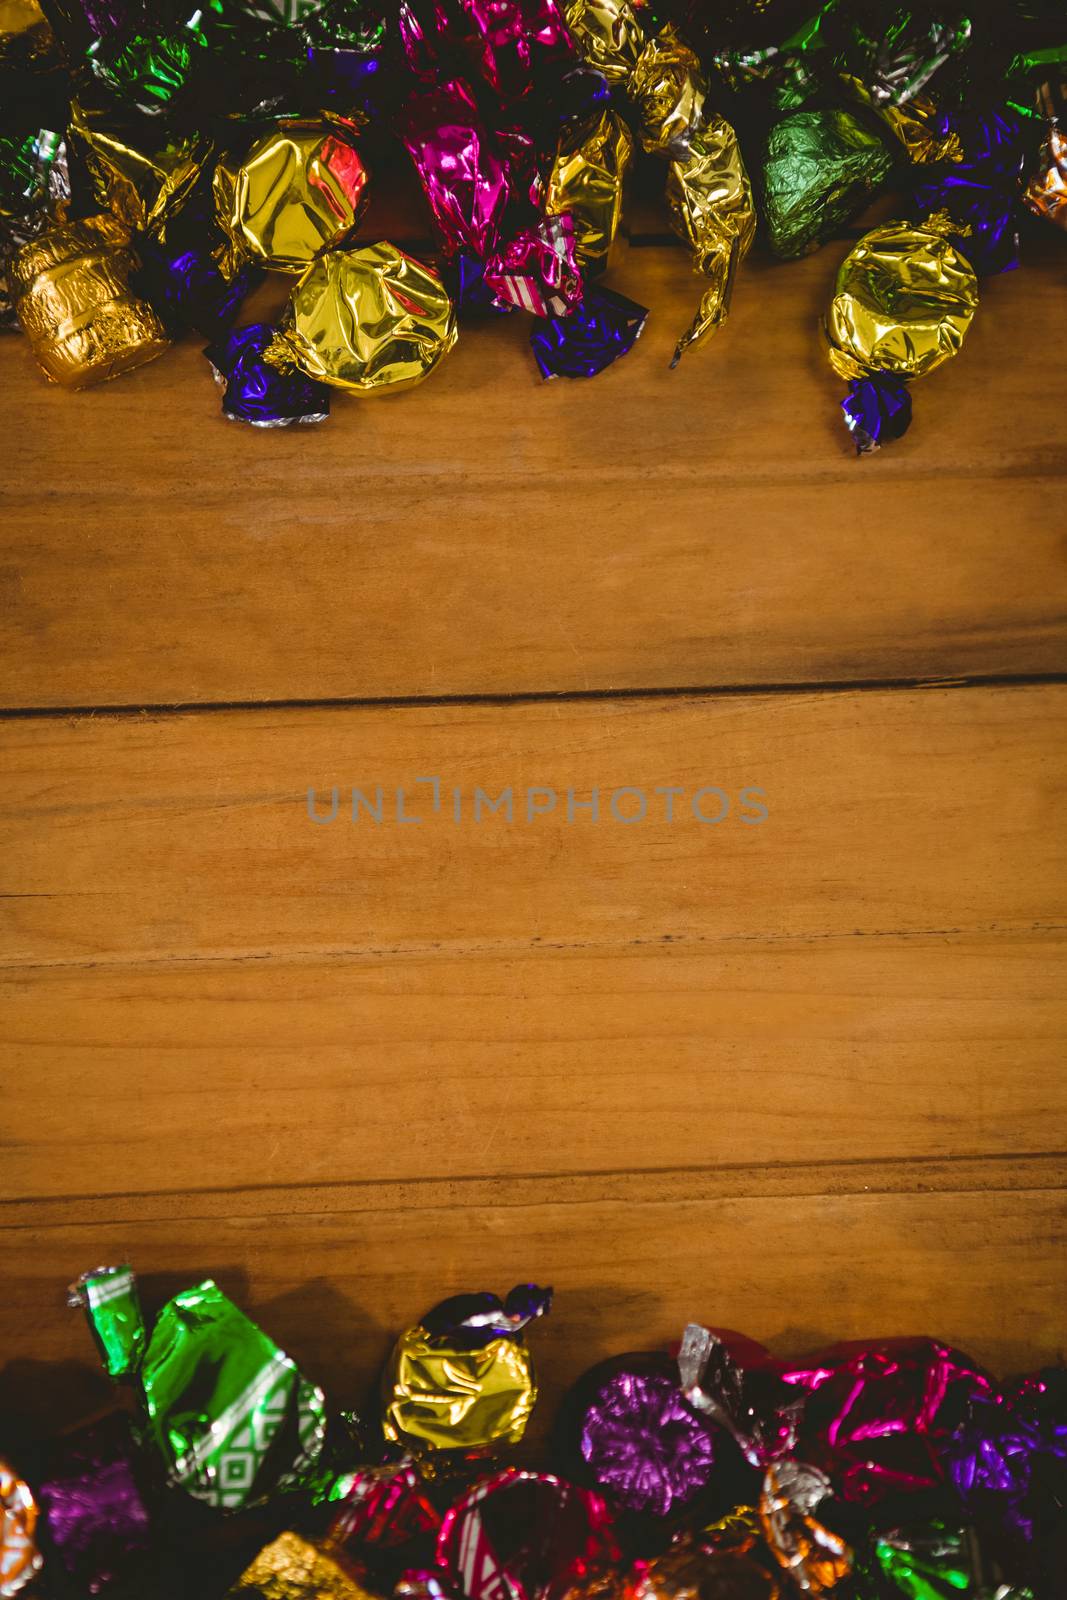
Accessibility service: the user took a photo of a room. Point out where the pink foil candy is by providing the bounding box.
[484,213,582,315]
[401,80,511,258]
[457,0,574,100]
[780,1339,998,1505]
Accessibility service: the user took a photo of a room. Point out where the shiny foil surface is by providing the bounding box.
[530,283,647,379]
[545,107,632,272]
[272,242,457,393]
[1024,120,1067,228]
[824,214,978,384]
[382,1323,537,1453]
[630,23,707,155]
[36,1411,152,1595]
[0,1462,41,1599]
[576,1367,723,1517]
[562,0,643,86]
[228,1530,378,1600]
[70,104,208,235]
[633,1533,782,1600]
[401,81,510,259]
[666,117,755,362]
[437,1469,618,1600]
[207,320,331,426]
[215,118,370,273]
[11,213,170,387]
[75,1268,328,1510]
[762,108,893,259]
[758,1462,851,1596]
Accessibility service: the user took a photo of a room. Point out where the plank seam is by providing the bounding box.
[1,671,1065,722]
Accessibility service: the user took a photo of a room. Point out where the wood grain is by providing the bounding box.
[2,685,1064,1203]
[0,1180,1063,1434]
[2,240,1064,710]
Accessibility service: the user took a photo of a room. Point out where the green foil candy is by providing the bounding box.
[762,107,893,258]
[870,1522,1001,1599]
[72,1266,328,1510]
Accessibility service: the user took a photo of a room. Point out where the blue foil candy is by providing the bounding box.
[914,106,1028,276]
[136,236,259,340]
[205,323,331,428]
[530,285,647,380]
[842,374,913,453]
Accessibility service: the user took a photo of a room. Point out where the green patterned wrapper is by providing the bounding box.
[72,1267,328,1510]
[762,107,893,258]
[70,1264,147,1378]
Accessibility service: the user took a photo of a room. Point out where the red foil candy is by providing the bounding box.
[437,1469,620,1600]
[401,80,511,258]
[780,1339,997,1505]
[330,1460,441,1553]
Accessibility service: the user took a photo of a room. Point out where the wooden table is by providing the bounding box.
[1,225,1065,1440]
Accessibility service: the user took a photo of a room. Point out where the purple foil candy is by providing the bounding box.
[914,106,1028,276]
[37,1413,152,1595]
[948,1369,1067,1550]
[421,1284,553,1348]
[401,80,511,259]
[579,1369,721,1518]
[450,252,513,316]
[136,238,258,340]
[484,213,582,317]
[531,284,647,379]
[842,374,912,453]
[205,323,331,428]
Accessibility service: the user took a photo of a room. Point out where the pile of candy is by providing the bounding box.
[0,1,1064,449]
[1,1267,1065,1598]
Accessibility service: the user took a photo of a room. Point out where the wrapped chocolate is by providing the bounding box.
[870,1520,993,1599]
[0,1460,42,1598]
[632,1531,782,1600]
[762,109,894,259]
[560,1348,756,1521]
[11,213,170,387]
[36,1410,153,1595]
[665,117,755,365]
[824,215,979,452]
[70,104,209,236]
[758,1461,851,1596]
[484,212,582,317]
[135,204,260,340]
[227,1529,377,1599]
[71,1265,329,1510]
[530,283,647,379]
[545,107,632,273]
[206,321,331,426]
[678,1325,799,1470]
[874,93,964,166]
[400,80,510,260]
[913,108,1029,276]
[267,241,457,393]
[214,117,370,276]
[382,1286,550,1457]
[437,1468,618,1600]
[1024,92,1067,229]
[328,1457,440,1556]
[566,0,754,363]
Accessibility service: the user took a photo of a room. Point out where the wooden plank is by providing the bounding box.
[2,240,1064,709]
[0,1182,1063,1436]
[2,685,1064,1200]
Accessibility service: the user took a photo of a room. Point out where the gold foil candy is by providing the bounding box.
[563,0,644,85]
[382,1320,538,1454]
[214,117,370,274]
[228,1531,378,1600]
[70,102,208,236]
[631,23,707,155]
[824,211,978,384]
[666,115,756,364]
[545,108,633,272]
[270,242,457,394]
[869,90,963,164]
[11,213,170,388]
